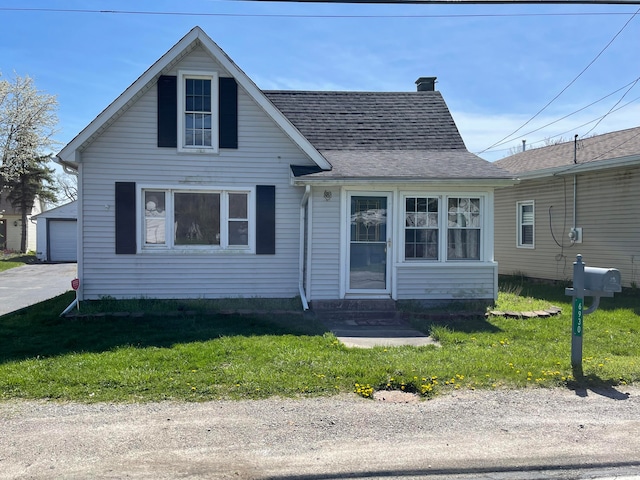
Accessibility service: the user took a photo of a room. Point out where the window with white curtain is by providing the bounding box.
[401,194,483,262]
[447,197,481,260]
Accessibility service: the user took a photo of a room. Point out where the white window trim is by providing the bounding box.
[139,185,255,254]
[446,195,483,262]
[399,193,486,263]
[516,200,535,249]
[401,194,441,262]
[177,70,219,154]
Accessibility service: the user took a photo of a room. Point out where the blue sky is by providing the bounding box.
[1,0,638,162]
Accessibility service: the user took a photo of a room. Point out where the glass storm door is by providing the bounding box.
[348,194,391,293]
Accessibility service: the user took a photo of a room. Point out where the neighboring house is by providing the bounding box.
[0,195,41,253]
[33,201,78,262]
[494,127,640,288]
[56,26,513,306]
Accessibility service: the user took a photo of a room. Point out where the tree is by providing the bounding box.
[504,136,569,157]
[53,172,78,203]
[3,154,57,252]
[0,73,58,252]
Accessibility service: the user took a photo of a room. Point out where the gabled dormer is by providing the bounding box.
[56,26,330,171]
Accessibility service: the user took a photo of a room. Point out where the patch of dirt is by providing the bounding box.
[372,389,420,403]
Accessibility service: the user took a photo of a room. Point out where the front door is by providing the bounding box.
[347,193,391,295]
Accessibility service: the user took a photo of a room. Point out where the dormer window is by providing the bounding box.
[177,71,219,153]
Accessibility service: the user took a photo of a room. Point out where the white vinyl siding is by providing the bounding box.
[494,166,640,287]
[307,187,341,300]
[395,263,497,300]
[77,45,315,300]
[306,187,497,301]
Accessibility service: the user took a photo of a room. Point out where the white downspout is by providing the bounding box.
[60,299,78,317]
[298,185,311,310]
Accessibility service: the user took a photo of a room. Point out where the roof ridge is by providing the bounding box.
[263,90,440,95]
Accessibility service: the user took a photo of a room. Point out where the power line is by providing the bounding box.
[476,94,640,155]
[589,129,640,160]
[581,76,640,136]
[0,6,637,18]
[479,6,640,153]
[482,77,640,151]
[235,0,640,4]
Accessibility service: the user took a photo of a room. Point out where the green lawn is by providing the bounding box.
[1,279,638,403]
[0,253,36,272]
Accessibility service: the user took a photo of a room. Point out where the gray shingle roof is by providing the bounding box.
[264,90,512,180]
[494,126,640,175]
[264,90,465,151]
[301,150,511,180]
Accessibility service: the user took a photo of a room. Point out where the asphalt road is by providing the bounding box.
[0,263,77,316]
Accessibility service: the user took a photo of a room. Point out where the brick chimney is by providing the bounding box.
[415,77,437,92]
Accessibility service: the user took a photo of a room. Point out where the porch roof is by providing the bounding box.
[291,149,513,183]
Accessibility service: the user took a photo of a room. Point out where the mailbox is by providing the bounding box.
[566,255,621,370]
[583,267,622,294]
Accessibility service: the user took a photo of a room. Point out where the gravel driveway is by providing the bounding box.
[1,386,639,479]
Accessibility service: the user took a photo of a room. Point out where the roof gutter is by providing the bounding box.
[293,177,517,187]
[55,155,79,174]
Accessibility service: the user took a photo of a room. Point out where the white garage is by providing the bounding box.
[34,201,78,262]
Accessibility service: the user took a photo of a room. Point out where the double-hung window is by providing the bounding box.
[447,197,481,260]
[517,200,534,248]
[177,71,218,153]
[142,188,251,251]
[404,197,439,260]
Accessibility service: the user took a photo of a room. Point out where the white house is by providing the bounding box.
[56,27,513,307]
[33,201,78,262]
[0,196,41,253]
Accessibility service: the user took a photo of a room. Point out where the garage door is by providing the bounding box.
[49,220,77,262]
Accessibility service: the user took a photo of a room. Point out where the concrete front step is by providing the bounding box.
[310,299,401,324]
[310,299,397,312]
[309,299,439,348]
[314,311,406,325]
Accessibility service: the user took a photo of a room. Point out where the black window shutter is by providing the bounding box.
[256,185,275,255]
[219,77,238,149]
[115,182,137,254]
[157,75,177,148]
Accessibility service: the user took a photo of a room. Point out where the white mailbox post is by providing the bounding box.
[565,255,621,370]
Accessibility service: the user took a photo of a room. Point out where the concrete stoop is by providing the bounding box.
[310,299,439,348]
[311,299,405,324]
